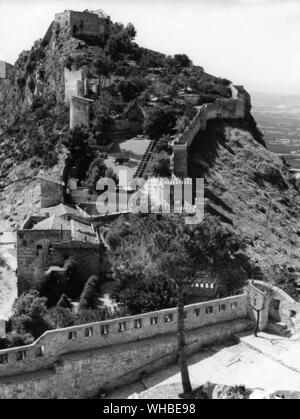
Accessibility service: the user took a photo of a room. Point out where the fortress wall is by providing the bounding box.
[110,120,143,141]
[173,90,246,177]
[70,96,93,129]
[40,178,65,209]
[173,144,188,177]
[0,320,251,399]
[69,11,102,37]
[70,188,98,204]
[50,242,103,280]
[0,318,252,399]
[0,294,248,379]
[64,68,83,103]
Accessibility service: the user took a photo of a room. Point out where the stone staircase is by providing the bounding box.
[133,140,156,179]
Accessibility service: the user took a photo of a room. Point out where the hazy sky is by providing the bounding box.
[0,0,300,95]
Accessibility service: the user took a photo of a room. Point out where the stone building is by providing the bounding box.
[17,210,105,294]
[0,61,13,79]
[70,96,93,129]
[39,176,65,209]
[55,10,107,38]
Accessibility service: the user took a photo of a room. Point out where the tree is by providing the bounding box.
[154,222,195,395]
[57,294,73,310]
[125,23,137,40]
[118,77,147,102]
[92,53,111,88]
[143,107,177,139]
[173,54,192,68]
[79,276,100,311]
[10,291,51,339]
[107,214,253,396]
[85,154,107,191]
[62,127,99,181]
[248,283,273,337]
[148,153,171,178]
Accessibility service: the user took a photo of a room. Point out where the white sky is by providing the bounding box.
[0,0,300,95]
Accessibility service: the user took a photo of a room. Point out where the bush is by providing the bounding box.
[148,153,171,177]
[57,294,73,310]
[79,276,100,311]
[118,77,147,102]
[143,107,177,139]
[252,164,288,190]
[85,154,107,191]
[10,291,52,339]
[62,127,99,181]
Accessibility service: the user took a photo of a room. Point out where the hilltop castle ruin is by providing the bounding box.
[55,9,108,38]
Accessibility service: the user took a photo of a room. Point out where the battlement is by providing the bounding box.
[0,294,248,378]
[0,283,297,398]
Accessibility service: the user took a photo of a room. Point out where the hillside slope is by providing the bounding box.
[190,120,300,271]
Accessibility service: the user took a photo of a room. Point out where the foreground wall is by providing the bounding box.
[0,318,252,399]
[0,296,249,389]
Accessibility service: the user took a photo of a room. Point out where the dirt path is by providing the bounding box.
[0,265,17,320]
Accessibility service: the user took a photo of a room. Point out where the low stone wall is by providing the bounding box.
[253,281,300,329]
[0,318,252,399]
[0,295,248,380]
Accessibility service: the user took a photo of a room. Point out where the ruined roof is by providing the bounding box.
[71,219,99,243]
[40,204,83,218]
[32,214,99,244]
[91,9,108,19]
[32,215,71,231]
[38,175,64,187]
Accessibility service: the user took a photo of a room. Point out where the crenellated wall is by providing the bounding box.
[173,86,246,177]
[0,295,250,396]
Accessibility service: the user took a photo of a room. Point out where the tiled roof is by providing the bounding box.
[32,215,71,231]
[40,204,82,218]
[71,219,99,244]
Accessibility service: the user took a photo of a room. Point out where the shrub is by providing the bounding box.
[57,294,73,310]
[79,276,100,311]
[118,77,147,102]
[10,291,51,339]
[148,153,171,177]
[143,107,177,139]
